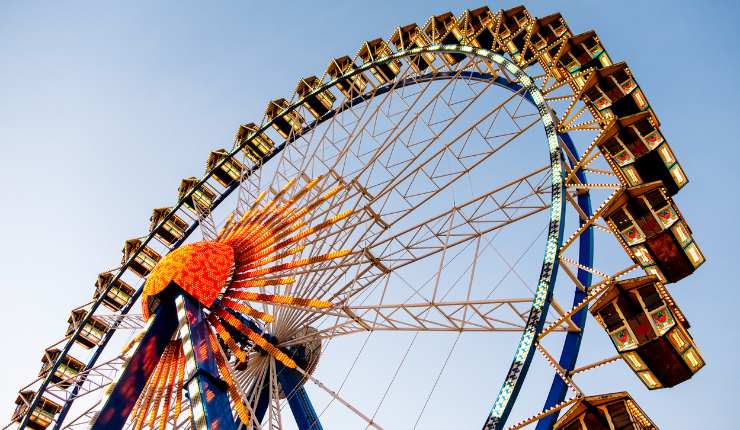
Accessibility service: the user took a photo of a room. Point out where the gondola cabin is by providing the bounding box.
[602,182,704,283]
[11,391,62,430]
[39,348,85,388]
[234,123,275,163]
[390,23,436,73]
[528,13,570,65]
[548,31,612,83]
[554,392,657,430]
[66,309,109,349]
[178,177,217,214]
[580,62,650,123]
[358,39,401,85]
[596,111,687,195]
[296,76,335,119]
[590,276,704,389]
[326,56,369,100]
[457,7,496,50]
[265,98,304,139]
[122,238,162,278]
[423,12,465,64]
[94,272,135,312]
[206,149,244,187]
[499,6,532,61]
[149,207,188,246]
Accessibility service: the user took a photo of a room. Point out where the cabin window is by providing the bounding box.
[610,209,644,245]
[644,266,666,282]
[621,165,641,186]
[670,164,688,188]
[667,327,688,351]
[606,402,631,428]
[163,220,184,238]
[109,286,129,304]
[657,144,676,167]
[640,127,664,150]
[597,301,643,351]
[582,38,602,57]
[137,252,158,270]
[623,351,646,371]
[683,348,704,371]
[604,138,634,166]
[637,285,662,311]
[221,160,241,180]
[598,303,623,332]
[638,370,661,389]
[80,322,104,342]
[586,87,610,110]
[671,222,691,247]
[562,51,580,72]
[684,242,705,268]
[529,32,545,50]
[549,21,567,38]
[643,190,678,229]
[192,190,212,210]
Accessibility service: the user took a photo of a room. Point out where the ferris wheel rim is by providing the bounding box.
[29,45,583,430]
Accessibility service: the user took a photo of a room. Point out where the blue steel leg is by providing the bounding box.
[276,362,324,430]
[90,295,178,430]
[176,294,237,430]
[534,135,594,430]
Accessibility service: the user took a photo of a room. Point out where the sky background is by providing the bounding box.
[1,0,739,428]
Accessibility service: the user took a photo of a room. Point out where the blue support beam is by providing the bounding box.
[175,294,238,430]
[534,134,594,430]
[90,294,179,430]
[276,363,323,430]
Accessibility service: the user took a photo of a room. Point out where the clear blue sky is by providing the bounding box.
[1,1,738,428]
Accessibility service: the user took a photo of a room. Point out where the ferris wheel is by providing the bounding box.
[7,5,706,430]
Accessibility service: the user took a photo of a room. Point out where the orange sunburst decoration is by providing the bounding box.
[142,175,350,372]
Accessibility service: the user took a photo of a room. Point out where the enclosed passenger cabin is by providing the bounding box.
[12,391,62,430]
[66,308,109,349]
[326,56,369,100]
[527,13,570,65]
[178,177,217,214]
[457,7,497,50]
[590,276,704,389]
[94,272,135,312]
[548,31,612,84]
[122,238,162,278]
[358,39,401,85]
[602,182,704,283]
[423,12,465,64]
[580,62,650,124]
[265,98,304,139]
[390,23,436,73]
[296,76,335,119]
[554,392,657,430]
[206,149,243,188]
[499,6,532,61]
[39,348,85,388]
[234,123,275,163]
[149,207,188,246]
[596,111,687,195]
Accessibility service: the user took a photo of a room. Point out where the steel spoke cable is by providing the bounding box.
[411,332,462,430]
